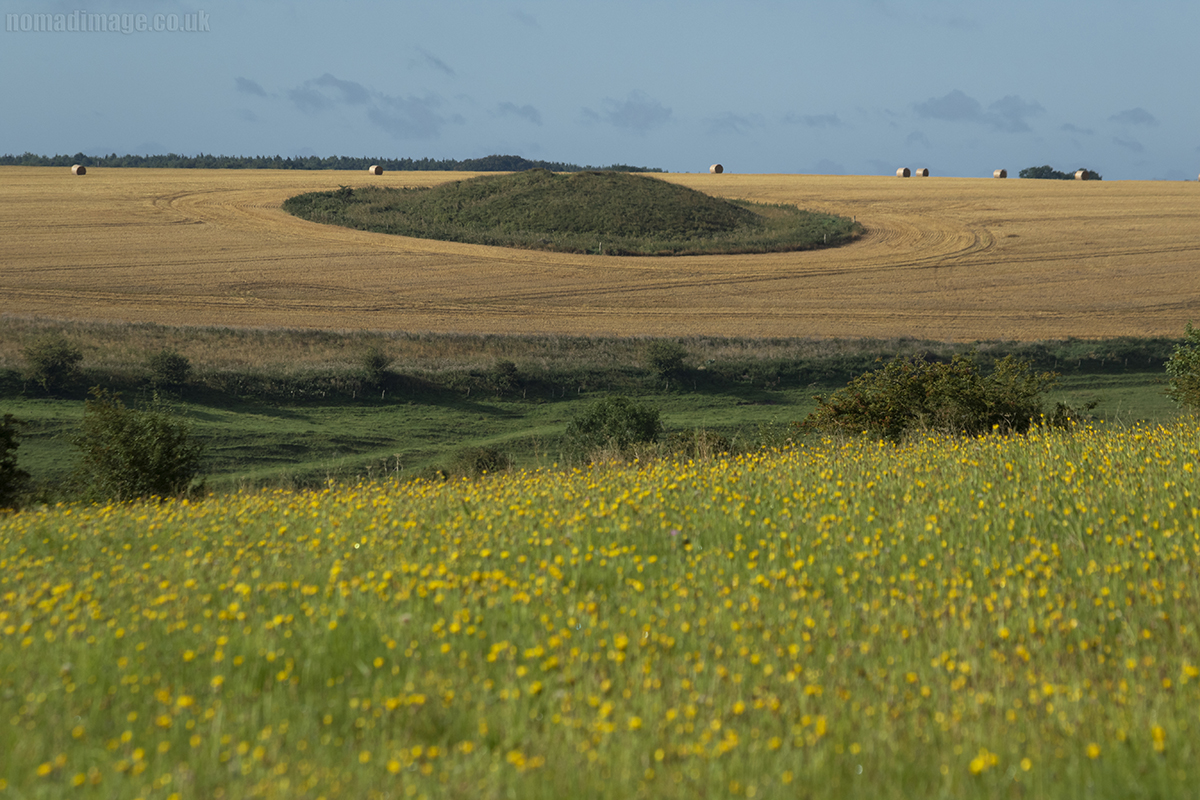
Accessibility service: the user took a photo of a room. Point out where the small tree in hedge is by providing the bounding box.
[22,334,83,395]
[803,354,1056,441]
[73,388,204,502]
[0,414,31,510]
[147,349,192,389]
[1166,322,1200,411]
[564,396,662,458]
[358,345,393,389]
[645,340,687,380]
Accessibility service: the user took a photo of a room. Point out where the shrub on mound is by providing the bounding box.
[283,170,861,256]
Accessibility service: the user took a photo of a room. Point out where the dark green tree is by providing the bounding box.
[1166,322,1200,411]
[358,346,393,389]
[147,348,192,389]
[21,334,83,395]
[645,340,688,381]
[0,414,31,510]
[73,389,204,502]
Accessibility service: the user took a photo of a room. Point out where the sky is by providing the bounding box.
[3,0,1198,179]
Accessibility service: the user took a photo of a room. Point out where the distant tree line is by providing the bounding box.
[0,151,664,173]
[1019,165,1102,180]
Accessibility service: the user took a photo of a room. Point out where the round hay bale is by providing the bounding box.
[1075,170,1089,180]
[914,168,929,177]
[709,164,724,174]
[896,167,910,178]
[367,165,383,175]
[993,169,1007,179]
[71,164,86,175]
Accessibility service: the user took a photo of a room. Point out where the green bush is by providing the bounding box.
[0,414,31,510]
[490,360,521,395]
[645,340,687,380]
[72,388,205,502]
[147,348,192,388]
[358,346,393,388]
[21,334,83,395]
[1166,322,1200,411]
[564,396,662,459]
[803,354,1057,441]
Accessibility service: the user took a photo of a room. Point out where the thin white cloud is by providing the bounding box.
[1113,136,1145,153]
[582,91,671,134]
[913,90,1042,133]
[988,95,1044,133]
[704,112,763,136]
[496,102,542,126]
[235,77,267,97]
[369,94,459,140]
[288,74,370,113]
[783,113,843,128]
[416,48,456,77]
[914,89,983,123]
[285,73,460,139]
[1110,108,1158,126]
[510,10,539,28]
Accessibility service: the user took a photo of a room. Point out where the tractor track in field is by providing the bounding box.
[2,168,1199,340]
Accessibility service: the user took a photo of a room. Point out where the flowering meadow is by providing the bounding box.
[2,421,1199,799]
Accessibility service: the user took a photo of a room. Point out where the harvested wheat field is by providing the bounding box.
[1,166,1198,340]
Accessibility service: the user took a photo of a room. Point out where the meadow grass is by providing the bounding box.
[1,317,1180,495]
[2,419,1198,798]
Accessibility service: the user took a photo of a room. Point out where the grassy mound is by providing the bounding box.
[282,169,861,256]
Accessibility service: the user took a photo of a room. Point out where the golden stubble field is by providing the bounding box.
[2,166,1198,340]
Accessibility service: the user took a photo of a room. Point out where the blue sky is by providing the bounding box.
[3,0,1198,179]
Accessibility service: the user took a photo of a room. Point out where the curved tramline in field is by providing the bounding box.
[1,167,1199,340]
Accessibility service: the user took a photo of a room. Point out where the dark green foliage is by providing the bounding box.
[490,361,521,394]
[803,354,1057,441]
[21,334,83,395]
[72,388,204,501]
[0,151,661,172]
[358,346,393,387]
[0,414,31,510]
[449,446,513,478]
[645,340,688,380]
[1019,165,1103,180]
[283,171,861,256]
[564,396,663,457]
[147,349,192,388]
[1166,322,1200,411]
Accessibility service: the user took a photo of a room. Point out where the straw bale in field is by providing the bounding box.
[367,165,383,175]
[1075,170,1089,181]
[896,167,910,178]
[914,168,929,177]
[71,164,86,175]
[709,164,724,174]
[994,169,1007,179]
